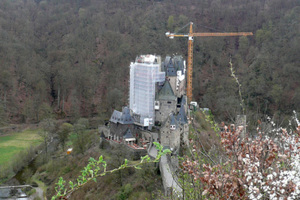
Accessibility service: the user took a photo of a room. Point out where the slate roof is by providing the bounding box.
[181,95,186,106]
[170,114,179,127]
[164,55,185,77]
[109,107,134,124]
[173,55,184,73]
[160,113,179,132]
[123,129,134,139]
[163,56,171,70]
[157,80,177,101]
[164,56,176,76]
[176,95,188,124]
[176,105,188,124]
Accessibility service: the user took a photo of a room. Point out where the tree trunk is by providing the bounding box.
[3,90,7,111]
[210,59,215,79]
[62,92,65,112]
[45,135,48,155]
[57,86,61,109]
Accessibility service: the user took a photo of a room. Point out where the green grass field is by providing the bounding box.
[0,129,43,166]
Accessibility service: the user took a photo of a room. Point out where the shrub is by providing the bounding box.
[117,183,133,200]
[183,113,300,199]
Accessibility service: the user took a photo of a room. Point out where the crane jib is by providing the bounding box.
[165,22,253,102]
[192,32,253,37]
[167,34,189,37]
[167,33,253,38]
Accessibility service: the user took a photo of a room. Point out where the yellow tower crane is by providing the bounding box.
[165,22,253,102]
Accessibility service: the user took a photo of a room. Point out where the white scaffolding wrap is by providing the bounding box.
[129,55,165,126]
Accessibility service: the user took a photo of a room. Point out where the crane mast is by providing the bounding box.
[187,23,193,104]
[166,22,253,103]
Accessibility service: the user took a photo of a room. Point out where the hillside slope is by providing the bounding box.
[0,0,299,124]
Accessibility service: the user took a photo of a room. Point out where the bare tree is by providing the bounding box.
[39,118,56,154]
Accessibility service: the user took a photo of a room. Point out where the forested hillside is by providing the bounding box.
[0,0,299,124]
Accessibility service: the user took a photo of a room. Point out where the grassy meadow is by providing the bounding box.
[0,129,43,166]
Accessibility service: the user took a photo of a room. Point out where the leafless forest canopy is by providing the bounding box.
[0,0,299,124]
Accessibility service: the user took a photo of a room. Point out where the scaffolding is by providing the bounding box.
[129,55,165,126]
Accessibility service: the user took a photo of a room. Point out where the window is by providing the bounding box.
[170,125,176,130]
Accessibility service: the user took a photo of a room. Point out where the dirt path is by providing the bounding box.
[29,187,44,200]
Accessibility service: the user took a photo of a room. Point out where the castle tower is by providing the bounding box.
[129,55,165,126]
[164,55,186,98]
[155,80,177,123]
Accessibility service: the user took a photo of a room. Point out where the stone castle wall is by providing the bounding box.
[101,139,147,160]
[155,100,176,123]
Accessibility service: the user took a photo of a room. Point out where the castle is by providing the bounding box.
[107,54,189,155]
